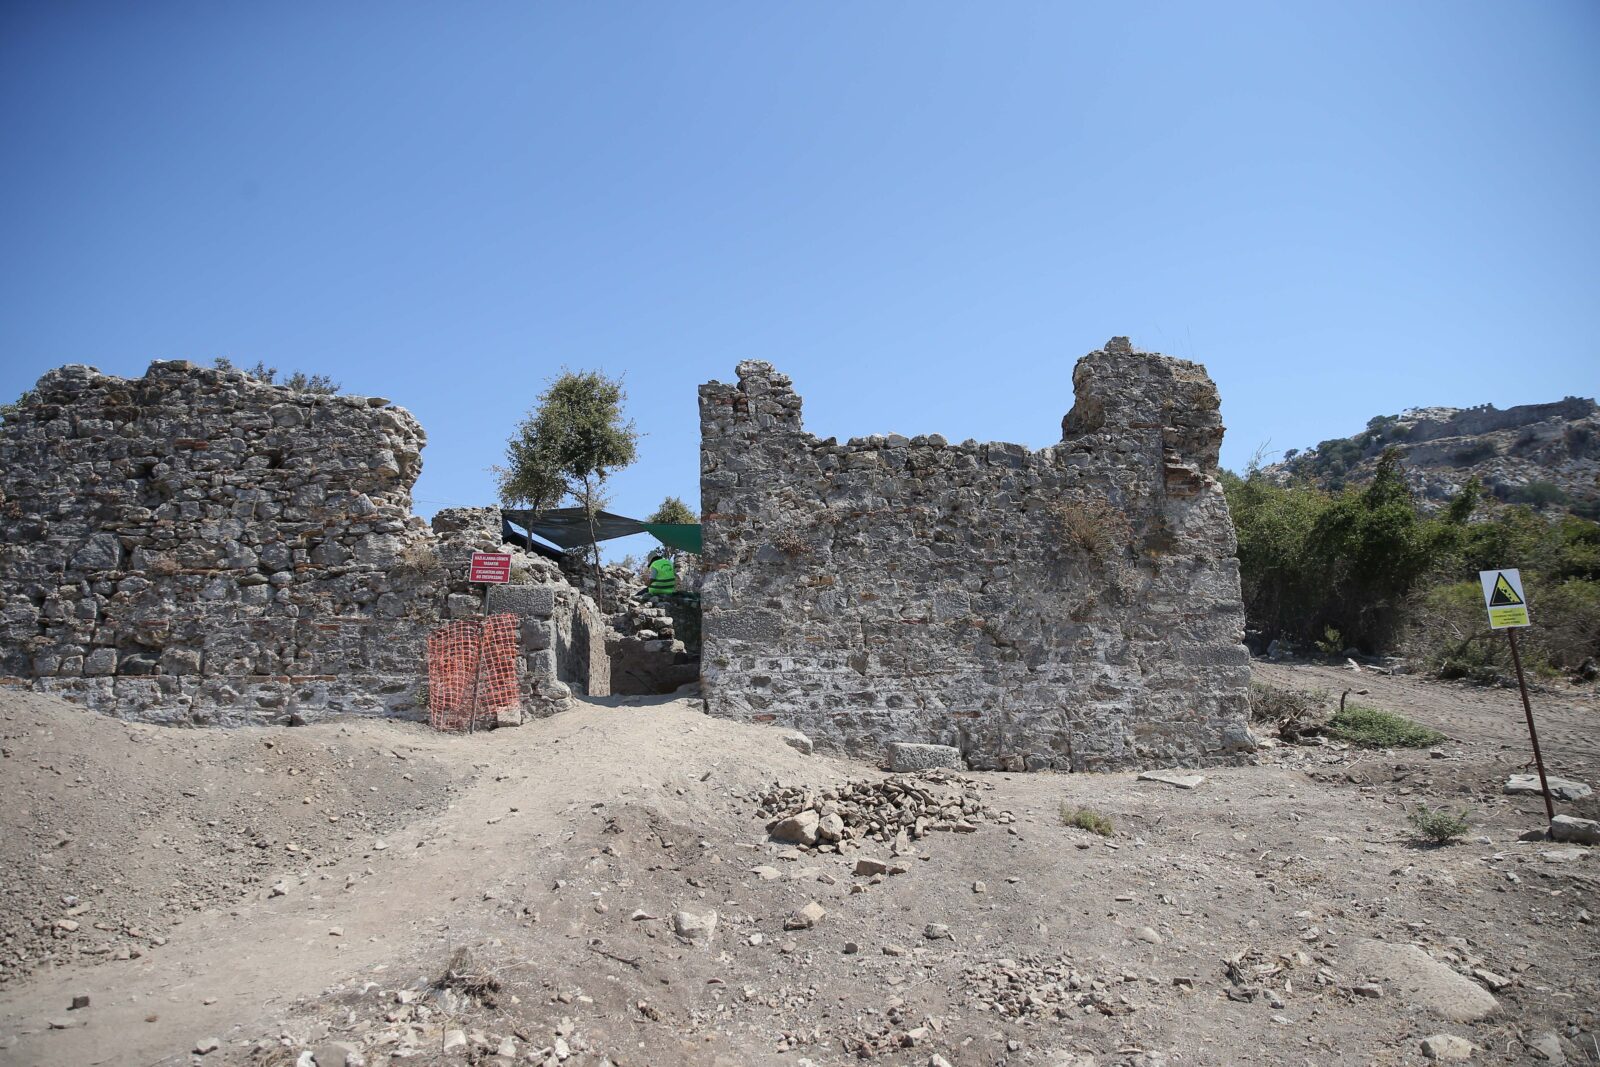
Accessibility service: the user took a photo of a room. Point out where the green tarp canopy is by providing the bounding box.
[501,508,701,555]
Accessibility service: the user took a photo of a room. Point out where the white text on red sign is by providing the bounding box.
[469,552,513,584]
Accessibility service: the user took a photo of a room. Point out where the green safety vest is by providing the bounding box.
[648,557,677,596]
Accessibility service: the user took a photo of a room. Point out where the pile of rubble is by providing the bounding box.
[755,770,1008,850]
[960,954,1133,1021]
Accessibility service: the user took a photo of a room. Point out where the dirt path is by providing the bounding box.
[1255,661,1600,769]
[0,681,1596,1066]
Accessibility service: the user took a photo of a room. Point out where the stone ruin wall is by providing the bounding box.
[698,337,1255,772]
[0,361,608,725]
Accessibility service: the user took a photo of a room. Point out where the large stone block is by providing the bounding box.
[886,742,966,772]
[488,583,557,618]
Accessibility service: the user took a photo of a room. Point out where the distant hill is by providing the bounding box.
[1261,396,1600,519]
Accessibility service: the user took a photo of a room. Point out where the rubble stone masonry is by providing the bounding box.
[0,361,605,724]
[698,338,1255,771]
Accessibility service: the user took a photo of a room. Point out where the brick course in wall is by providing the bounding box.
[697,337,1255,771]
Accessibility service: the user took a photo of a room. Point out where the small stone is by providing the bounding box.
[748,933,763,946]
[782,732,813,755]
[1529,1032,1566,1064]
[1472,968,1511,992]
[1137,770,1206,790]
[923,923,951,941]
[751,865,781,881]
[194,1037,221,1055]
[1351,982,1383,999]
[930,1056,954,1067]
[854,858,888,877]
[69,995,89,1010]
[442,1029,467,1052]
[1421,1034,1475,1061]
[1550,815,1599,846]
[883,944,906,956]
[785,901,826,930]
[1505,774,1592,801]
[672,909,718,944]
[843,941,859,954]
[328,926,343,937]
[1136,926,1163,945]
[972,881,986,893]
[770,811,821,845]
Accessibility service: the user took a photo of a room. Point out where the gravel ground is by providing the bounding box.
[0,666,1595,1067]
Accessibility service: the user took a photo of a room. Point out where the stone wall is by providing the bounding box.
[697,337,1254,771]
[0,361,604,724]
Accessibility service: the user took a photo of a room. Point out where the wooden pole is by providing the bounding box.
[1506,628,1554,826]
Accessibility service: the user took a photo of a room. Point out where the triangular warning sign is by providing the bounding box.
[1489,572,1523,606]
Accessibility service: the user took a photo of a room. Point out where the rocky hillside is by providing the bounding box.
[1264,396,1600,517]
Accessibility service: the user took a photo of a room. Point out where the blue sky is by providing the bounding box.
[3,2,1596,555]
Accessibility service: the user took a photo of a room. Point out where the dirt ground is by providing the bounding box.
[0,664,1596,1067]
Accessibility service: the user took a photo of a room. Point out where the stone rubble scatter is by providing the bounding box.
[755,770,1005,848]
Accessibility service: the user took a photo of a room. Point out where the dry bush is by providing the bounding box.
[1048,497,1131,558]
[435,946,501,1008]
[394,540,444,580]
[769,525,811,557]
[1248,681,1327,741]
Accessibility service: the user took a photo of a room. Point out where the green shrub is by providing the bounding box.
[1060,805,1113,837]
[1325,704,1445,748]
[1502,480,1570,508]
[1404,576,1600,678]
[1407,805,1470,846]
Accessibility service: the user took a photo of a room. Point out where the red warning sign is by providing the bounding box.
[469,552,512,584]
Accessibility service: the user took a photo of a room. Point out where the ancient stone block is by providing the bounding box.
[886,743,967,772]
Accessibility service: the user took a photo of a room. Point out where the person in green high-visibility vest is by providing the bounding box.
[641,548,676,598]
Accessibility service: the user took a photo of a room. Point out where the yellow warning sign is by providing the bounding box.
[1479,568,1530,629]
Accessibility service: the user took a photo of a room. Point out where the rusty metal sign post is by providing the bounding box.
[466,552,512,733]
[1479,568,1553,826]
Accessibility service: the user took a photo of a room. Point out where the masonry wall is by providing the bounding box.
[0,361,602,724]
[697,337,1255,771]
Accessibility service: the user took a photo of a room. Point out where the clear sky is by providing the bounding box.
[3,2,1596,555]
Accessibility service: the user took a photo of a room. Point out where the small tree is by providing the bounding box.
[649,496,697,525]
[0,390,37,424]
[497,370,638,610]
[214,357,340,395]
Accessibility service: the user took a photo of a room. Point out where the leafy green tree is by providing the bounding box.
[648,496,697,525]
[497,369,638,609]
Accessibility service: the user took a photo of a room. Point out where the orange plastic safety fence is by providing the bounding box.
[426,614,522,731]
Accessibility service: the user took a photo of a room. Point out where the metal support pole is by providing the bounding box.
[466,584,489,734]
[1506,628,1554,826]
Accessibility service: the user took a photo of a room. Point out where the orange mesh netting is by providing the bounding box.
[426,614,522,731]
